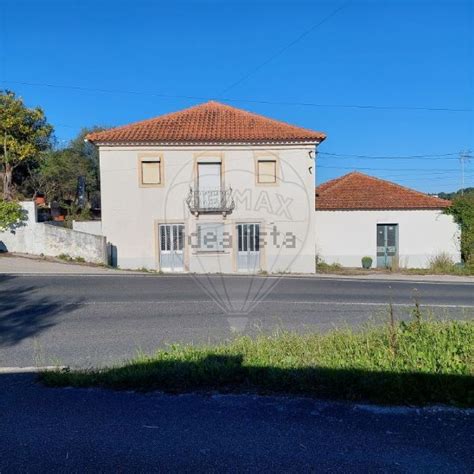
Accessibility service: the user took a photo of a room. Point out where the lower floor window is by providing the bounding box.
[197,223,225,252]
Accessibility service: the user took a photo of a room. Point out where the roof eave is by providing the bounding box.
[87,138,325,147]
[316,206,450,211]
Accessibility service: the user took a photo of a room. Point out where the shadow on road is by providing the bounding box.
[0,274,79,347]
[41,353,474,407]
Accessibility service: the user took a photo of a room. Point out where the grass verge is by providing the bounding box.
[40,316,474,407]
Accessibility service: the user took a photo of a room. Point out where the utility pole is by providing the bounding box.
[459,150,471,196]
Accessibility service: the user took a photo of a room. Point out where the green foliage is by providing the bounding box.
[57,253,86,263]
[438,188,474,200]
[361,256,373,269]
[29,126,104,210]
[41,312,474,406]
[316,256,342,273]
[428,252,456,273]
[0,90,53,200]
[445,194,474,264]
[0,199,26,231]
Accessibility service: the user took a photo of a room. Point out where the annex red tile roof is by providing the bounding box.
[316,172,451,210]
[86,101,326,144]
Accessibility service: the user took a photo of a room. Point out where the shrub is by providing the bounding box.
[0,200,26,231]
[445,195,474,264]
[361,256,373,269]
[428,252,456,273]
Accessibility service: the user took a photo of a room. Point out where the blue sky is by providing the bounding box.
[1,0,472,192]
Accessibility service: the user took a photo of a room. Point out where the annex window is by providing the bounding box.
[197,223,225,252]
[257,159,277,184]
[140,157,162,185]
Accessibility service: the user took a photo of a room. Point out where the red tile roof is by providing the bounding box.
[86,101,326,144]
[316,172,451,210]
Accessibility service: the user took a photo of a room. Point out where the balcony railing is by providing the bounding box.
[186,187,235,216]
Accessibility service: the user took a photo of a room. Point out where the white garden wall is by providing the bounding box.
[315,209,460,269]
[0,202,108,264]
[72,220,103,236]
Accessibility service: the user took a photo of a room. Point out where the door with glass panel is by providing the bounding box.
[159,224,185,272]
[237,223,260,272]
[376,224,398,268]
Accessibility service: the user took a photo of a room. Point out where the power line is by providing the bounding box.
[318,151,466,160]
[317,165,470,172]
[219,1,351,94]
[2,80,471,113]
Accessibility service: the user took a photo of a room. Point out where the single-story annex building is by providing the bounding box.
[315,172,460,268]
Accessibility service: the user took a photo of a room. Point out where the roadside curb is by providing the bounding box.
[0,366,67,374]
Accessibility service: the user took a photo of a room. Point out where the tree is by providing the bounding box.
[33,148,96,204]
[438,188,474,200]
[445,195,474,265]
[68,126,104,198]
[0,90,54,200]
[0,200,26,231]
[29,126,104,209]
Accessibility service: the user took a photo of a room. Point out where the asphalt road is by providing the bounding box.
[0,274,473,368]
[0,372,472,472]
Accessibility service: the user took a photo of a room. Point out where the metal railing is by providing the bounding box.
[186,187,235,215]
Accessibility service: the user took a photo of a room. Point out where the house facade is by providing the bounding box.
[87,101,325,273]
[315,172,460,268]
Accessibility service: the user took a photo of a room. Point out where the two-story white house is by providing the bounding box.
[87,101,326,273]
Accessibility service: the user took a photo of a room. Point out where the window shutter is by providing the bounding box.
[258,160,276,183]
[141,160,161,184]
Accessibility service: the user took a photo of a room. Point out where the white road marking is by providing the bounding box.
[0,300,472,309]
[1,272,473,285]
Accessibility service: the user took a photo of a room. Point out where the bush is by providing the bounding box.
[445,195,474,264]
[428,252,456,273]
[361,256,373,269]
[0,200,26,231]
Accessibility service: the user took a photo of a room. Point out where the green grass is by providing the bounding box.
[316,252,474,276]
[57,254,86,263]
[316,261,343,273]
[40,315,474,406]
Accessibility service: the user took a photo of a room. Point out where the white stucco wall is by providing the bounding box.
[99,144,316,273]
[315,209,460,268]
[0,201,108,264]
[72,220,102,236]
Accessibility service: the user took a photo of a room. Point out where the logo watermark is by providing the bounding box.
[161,153,313,318]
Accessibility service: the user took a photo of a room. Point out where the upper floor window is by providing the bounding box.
[257,159,277,184]
[139,155,163,186]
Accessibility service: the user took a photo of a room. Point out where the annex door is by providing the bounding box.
[237,223,260,272]
[159,224,185,272]
[377,224,398,268]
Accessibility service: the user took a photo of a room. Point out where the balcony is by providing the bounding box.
[186,187,235,217]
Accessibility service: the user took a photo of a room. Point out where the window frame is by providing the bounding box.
[138,153,164,187]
